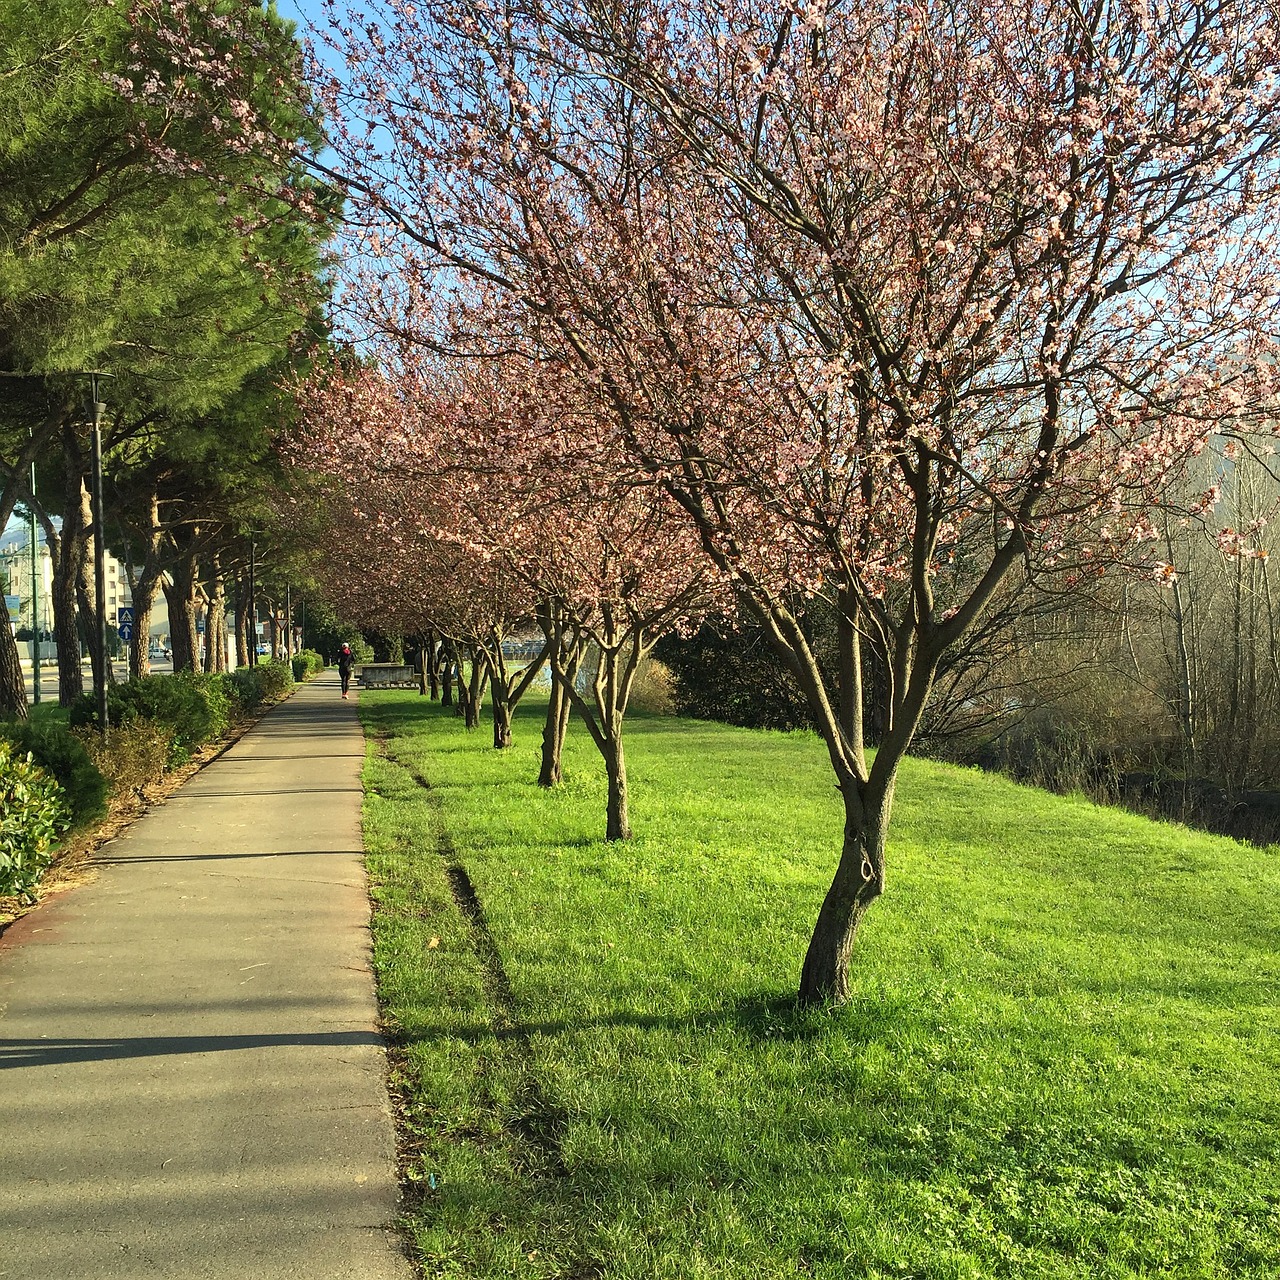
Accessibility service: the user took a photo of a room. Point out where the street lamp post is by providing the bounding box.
[27,430,40,705]
[90,384,109,739]
[248,538,257,667]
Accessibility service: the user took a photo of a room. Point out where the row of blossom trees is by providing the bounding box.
[157,0,1280,1002]
[288,353,723,841]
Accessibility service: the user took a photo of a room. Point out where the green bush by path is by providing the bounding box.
[291,648,326,682]
[225,660,293,712]
[0,740,71,900]
[78,718,174,801]
[359,690,1280,1280]
[69,672,232,765]
[0,718,107,828]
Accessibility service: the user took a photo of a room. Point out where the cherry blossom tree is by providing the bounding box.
[156,0,1280,1001]
[516,0,1280,999]
[289,348,722,840]
[280,372,540,737]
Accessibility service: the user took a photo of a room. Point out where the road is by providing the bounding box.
[21,658,174,704]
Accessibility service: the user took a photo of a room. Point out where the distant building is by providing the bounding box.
[0,532,132,639]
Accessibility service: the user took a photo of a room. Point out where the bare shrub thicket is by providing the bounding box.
[938,443,1280,840]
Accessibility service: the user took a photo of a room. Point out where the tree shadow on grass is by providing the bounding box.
[392,988,901,1052]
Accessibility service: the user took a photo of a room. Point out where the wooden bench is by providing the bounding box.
[359,662,418,689]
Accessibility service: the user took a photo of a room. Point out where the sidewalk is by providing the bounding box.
[0,674,412,1279]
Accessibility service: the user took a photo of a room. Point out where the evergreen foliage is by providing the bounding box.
[0,717,106,828]
[0,740,69,900]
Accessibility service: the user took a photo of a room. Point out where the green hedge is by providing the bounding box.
[0,741,70,901]
[0,720,107,829]
[225,660,294,712]
[69,673,234,766]
[291,649,325,681]
[80,719,174,801]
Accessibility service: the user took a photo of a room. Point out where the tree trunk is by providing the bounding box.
[462,649,488,729]
[492,698,513,748]
[204,556,228,673]
[539,669,571,787]
[164,555,200,673]
[555,625,643,841]
[424,629,439,698]
[130,581,155,679]
[53,557,83,706]
[47,459,90,705]
[0,624,28,720]
[440,641,454,707]
[235,571,251,669]
[602,731,630,841]
[537,601,583,787]
[486,637,547,750]
[77,573,114,689]
[124,484,162,679]
[797,785,890,1005]
[0,420,59,718]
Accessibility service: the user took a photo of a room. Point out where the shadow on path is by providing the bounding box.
[1,1031,384,1069]
[94,848,364,865]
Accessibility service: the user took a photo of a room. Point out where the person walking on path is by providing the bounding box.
[338,642,356,698]
[0,673,411,1279]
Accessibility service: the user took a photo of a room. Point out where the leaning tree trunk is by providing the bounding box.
[203,556,228,673]
[797,783,892,1006]
[0,624,28,720]
[163,555,200,673]
[234,571,251,669]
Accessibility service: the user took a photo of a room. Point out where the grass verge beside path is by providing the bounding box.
[360,690,1280,1280]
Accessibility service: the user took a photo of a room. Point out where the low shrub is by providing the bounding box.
[67,684,140,734]
[291,649,325,682]
[0,741,71,901]
[77,720,174,800]
[628,658,677,715]
[0,719,107,829]
[69,672,232,765]
[226,660,294,713]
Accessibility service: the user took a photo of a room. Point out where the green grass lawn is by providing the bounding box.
[359,690,1280,1280]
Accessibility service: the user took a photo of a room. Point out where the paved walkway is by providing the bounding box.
[0,673,412,1279]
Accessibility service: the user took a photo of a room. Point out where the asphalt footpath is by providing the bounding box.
[0,672,413,1279]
